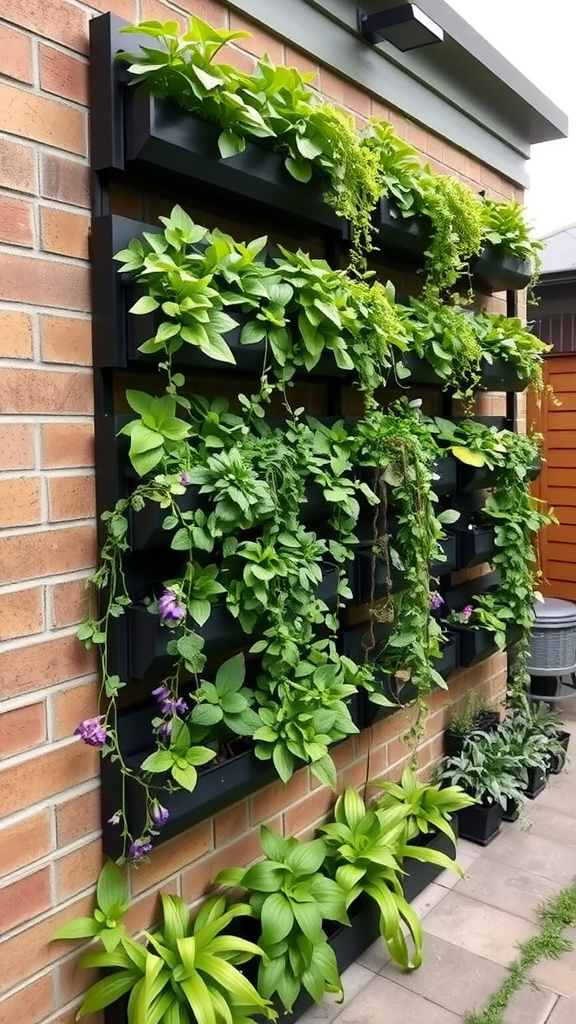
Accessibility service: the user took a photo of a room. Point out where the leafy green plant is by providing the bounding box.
[216,826,347,1012]
[419,172,484,296]
[447,693,500,738]
[437,731,525,809]
[369,765,475,844]
[428,416,507,470]
[402,300,483,405]
[481,196,544,291]
[53,862,276,1024]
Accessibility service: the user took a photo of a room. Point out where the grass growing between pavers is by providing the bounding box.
[464,880,576,1024]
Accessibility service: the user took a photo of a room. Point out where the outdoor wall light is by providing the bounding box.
[358,4,444,50]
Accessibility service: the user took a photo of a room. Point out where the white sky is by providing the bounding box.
[443,0,574,237]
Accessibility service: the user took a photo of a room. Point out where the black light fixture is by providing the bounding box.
[358,4,444,51]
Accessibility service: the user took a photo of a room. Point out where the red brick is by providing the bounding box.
[0,809,52,878]
[56,786,100,846]
[0,253,90,311]
[0,82,86,155]
[0,741,98,819]
[139,0,187,29]
[214,800,249,846]
[0,701,46,758]
[0,578,44,643]
[0,972,54,1024]
[40,206,90,260]
[40,152,89,208]
[283,786,334,836]
[0,23,33,84]
[0,368,93,414]
[51,577,91,628]
[319,67,344,104]
[0,310,33,359]
[182,827,265,905]
[250,767,308,825]
[41,422,95,469]
[0,425,35,471]
[284,45,319,80]
[48,474,95,522]
[123,879,177,935]
[0,0,88,53]
[41,314,91,366]
[87,0,138,18]
[425,134,444,162]
[0,477,42,526]
[215,43,255,75]
[0,631,97,700]
[0,137,36,195]
[52,679,99,740]
[132,819,214,895]
[0,892,93,991]
[229,12,283,63]
[342,82,371,118]
[176,0,227,23]
[39,44,88,105]
[55,837,103,901]
[0,195,34,248]
[0,866,52,932]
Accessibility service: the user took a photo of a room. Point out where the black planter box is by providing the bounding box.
[433,635,458,680]
[452,624,522,669]
[402,824,458,902]
[432,456,458,497]
[479,356,530,393]
[458,802,502,845]
[471,243,532,293]
[502,798,520,822]
[400,350,443,387]
[375,198,430,258]
[129,603,249,680]
[529,676,560,699]
[549,730,570,774]
[523,766,547,799]
[362,673,417,728]
[456,526,496,569]
[431,533,457,577]
[458,462,499,493]
[130,485,201,550]
[352,545,405,605]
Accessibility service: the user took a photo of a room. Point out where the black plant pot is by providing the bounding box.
[430,533,457,577]
[453,624,522,669]
[129,485,201,550]
[529,676,560,699]
[470,242,532,293]
[400,350,444,387]
[362,672,417,728]
[128,603,250,680]
[456,526,496,569]
[374,197,430,258]
[444,710,500,758]
[479,356,530,393]
[352,544,405,605]
[402,825,458,902]
[523,766,547,799]
[433,635,458,680]
[458,802,502,846]
[432,456,458,497]
[458,462,499,494]
[549,730,570,774]
[502,798,520,823]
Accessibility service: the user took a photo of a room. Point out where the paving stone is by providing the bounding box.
[328,974,460,1024]
[524,805,576,848]
[481,828,576,886]
[410,881,449,920]
[380,932,507,1015]
[422,890,535,966]
[529,929,576,1000]
[453,855,558,922]
[435,841,480,890]
[543,995,576,1023]
[502,982,558,1024]
[356,937,389,974]
[299,963,376,1024]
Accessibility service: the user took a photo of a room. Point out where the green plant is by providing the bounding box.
[369,765,475,843]
[216,826,347,1012]
[52,861,276,1024]
[447,693,500,738]
[437,731,525,809]
[419,172,485,296]
[402,300,484,405]
[428,416,507,470]
[319,787,461,969]
[474,310,550,394]
[481,196,544,293]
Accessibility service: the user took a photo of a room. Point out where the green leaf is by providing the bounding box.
[218,130,246,158]
[436,508,460,525]
[77,972,141,1017]
[129,295,159,315]
[51,917,102,941]
[311,755,337,790]
[261,892,294,945]
[171,762,198,791]
[272,743,295,782]
[451,446,486,467]
[140,750,174,774]
[285,156,312,182]
[176,633,207,672]
[191,704,222,727]
[96,861,128,918]
[216,653,245,693]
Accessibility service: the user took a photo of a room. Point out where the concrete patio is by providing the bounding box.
[302,709,576,1024]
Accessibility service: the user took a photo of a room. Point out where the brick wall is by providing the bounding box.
[0,3,520,1022]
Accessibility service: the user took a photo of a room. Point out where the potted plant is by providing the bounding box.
[444,693,501,757]
[436,731,525,844]
[473,196,544,293]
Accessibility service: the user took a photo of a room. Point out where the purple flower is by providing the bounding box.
[157,720,172,740]
[128,837,153,861]
[463,604,474,621]
[74,716,108,748]
[430,591,444,611]
[108,811,122,826]
[152,801,170,827]
[152,685,188,717]
[158,589,186,624]
[179,472,192,487]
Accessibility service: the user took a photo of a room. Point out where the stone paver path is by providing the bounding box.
[301,710,576,1024]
